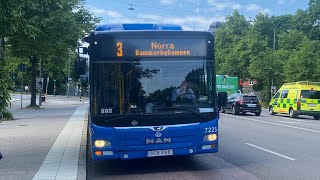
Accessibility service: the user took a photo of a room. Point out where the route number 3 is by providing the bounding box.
[117,42,123,57]
[205,127,217,133]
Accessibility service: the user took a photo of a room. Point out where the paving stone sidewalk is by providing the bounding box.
[0,96,88,180]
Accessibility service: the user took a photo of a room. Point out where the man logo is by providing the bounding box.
[155,131,162,137]
[146,138,172,144]
[131,120,138,126]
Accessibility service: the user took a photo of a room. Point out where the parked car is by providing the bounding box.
[222,93,262,116]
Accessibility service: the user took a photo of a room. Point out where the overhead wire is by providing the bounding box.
[115,0,229,17]
[106,0,228,30]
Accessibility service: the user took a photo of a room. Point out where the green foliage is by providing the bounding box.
[216,1,320,100]
[215,11,250,79]
[1,0,99,107]
[284,40,320,82]
[0,51,13,120]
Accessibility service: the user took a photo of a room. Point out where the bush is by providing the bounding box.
[1,109,13,120]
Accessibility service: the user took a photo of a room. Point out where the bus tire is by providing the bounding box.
[269,106,275,115]
[313,115,320,120]
[289,108,297,118]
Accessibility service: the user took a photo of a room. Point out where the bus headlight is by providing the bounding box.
[94,140,111,148]
[203,134,217,141]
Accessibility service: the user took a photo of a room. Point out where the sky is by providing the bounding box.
[85,0,309,31]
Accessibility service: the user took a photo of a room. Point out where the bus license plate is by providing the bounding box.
[308,104,316,107]
[147,149,173,157]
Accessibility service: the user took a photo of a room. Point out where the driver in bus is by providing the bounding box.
[172,80,196,101]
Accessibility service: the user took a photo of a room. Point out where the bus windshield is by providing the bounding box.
[92,59,215,125]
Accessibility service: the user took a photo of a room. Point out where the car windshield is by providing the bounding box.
[92,59,215,120]
[242,96,259,101]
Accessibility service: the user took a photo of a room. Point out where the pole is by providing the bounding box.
[45,77,49,97]
[79,78,82,102]
[271,29,276,99]
[21,74,23,109]
[54,80,56,99]
[273,29,276,51]
[67,57,70,97]
[39,59,43,106]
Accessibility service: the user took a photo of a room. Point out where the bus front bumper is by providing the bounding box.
[91,144,218,160]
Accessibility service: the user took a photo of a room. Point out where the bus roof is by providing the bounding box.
[95,24,183,31]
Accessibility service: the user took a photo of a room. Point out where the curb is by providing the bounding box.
[77,112,88,180]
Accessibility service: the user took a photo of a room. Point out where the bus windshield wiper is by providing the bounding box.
[154,107,206,119]
[104,115,136,123]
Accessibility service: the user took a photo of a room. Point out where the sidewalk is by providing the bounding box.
[0,96,88,180]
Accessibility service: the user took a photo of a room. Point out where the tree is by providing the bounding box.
[284,39,320,82]
[215,10,251,79]
[0,0,27,119]
[8,0,99,107]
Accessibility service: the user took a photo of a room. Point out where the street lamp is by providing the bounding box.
[270,28,276,99]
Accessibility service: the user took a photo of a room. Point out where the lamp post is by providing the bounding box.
[20,73,23,109]
[39,59,43,106]
[54,80,56,99]
[270,28,276,99]
[67,57,71,97]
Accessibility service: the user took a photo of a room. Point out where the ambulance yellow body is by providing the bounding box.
[269,81,320,120]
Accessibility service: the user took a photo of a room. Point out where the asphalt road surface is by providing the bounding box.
[88,110,320,180]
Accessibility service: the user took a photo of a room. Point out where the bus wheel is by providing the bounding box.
[269,106,275,115]
[313,115,320,120]
[289,108,297,118]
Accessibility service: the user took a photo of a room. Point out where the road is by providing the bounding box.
[88,110,320,180]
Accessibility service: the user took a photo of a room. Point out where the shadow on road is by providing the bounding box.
[90,155,213,176]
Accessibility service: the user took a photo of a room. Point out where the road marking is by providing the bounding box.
[33,106,87,180]
[222,114,320,134]
[272,115,311,122]
[275,120,320,127]
[246,143,296,161]
[260,114,312,123]
[277,121,299,124]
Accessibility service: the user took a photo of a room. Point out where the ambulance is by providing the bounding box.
[269,81,320,120]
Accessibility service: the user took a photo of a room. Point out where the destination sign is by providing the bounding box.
[96,38,208,58]
[129,41,191,57]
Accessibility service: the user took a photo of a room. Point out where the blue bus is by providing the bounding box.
[84,24,218,160]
